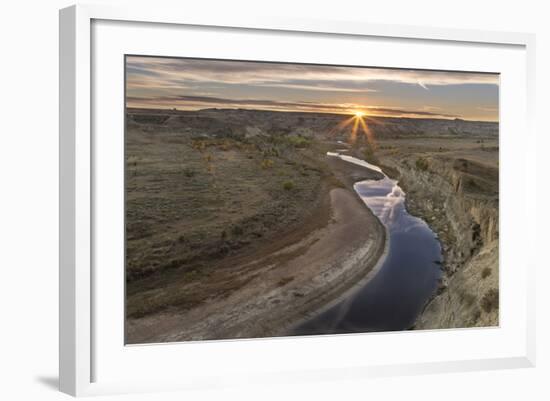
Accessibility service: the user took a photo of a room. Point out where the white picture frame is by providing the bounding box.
[59,4,536,397]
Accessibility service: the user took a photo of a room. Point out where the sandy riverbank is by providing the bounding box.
[126,157,386,343]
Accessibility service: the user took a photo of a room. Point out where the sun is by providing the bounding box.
[354,111,365,118]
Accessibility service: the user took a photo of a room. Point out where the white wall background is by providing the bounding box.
[0,0,547,399]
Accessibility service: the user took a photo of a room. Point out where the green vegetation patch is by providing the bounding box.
[481,288,499,313]
[415,157,430,171]
[481,267,492,279]
[283,180,295,191]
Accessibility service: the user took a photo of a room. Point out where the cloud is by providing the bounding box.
[365,106,456,118]
[477,106,498,112]
[126,56,499,91]
[417,80,429,90]
[127,94,458,118]
[124,56,499,121]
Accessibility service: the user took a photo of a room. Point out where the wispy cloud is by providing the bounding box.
[127,94,459,119]
[127,56,498,88]
[477,106,498,112]
[125,56,499,121]
[417,80,429,90]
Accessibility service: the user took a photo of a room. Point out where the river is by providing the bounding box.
[291,152,443,335]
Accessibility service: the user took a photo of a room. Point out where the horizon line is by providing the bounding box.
[125,105,499,124]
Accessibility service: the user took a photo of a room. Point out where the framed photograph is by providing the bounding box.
[59,4,536,396]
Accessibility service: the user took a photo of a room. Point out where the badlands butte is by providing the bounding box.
[125,107,499,343]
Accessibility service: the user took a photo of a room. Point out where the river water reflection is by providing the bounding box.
[291,153,442,335]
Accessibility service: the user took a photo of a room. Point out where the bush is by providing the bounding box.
[471,308,482,324]
[286,135,311,148]
[283,180,295,191]
[182,168,196,178]
[231,225,244,236]
[363,147,378,164]
[191,139,207,152]
[415,157,429,171]
[262,146,280,157]
[260,159,274,169]
[481,288,499,313]
[219,139,233,151]
[268,135,311,149]
[277,277,294,287]
[481,267,492,279]
[462,292,476,307]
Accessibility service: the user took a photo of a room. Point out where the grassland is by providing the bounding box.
[125,108,500,341]
[125,109,385,342]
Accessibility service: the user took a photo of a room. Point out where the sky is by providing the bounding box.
[126,56,499,122]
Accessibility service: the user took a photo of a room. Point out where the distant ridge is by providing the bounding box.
[127,107,498,125]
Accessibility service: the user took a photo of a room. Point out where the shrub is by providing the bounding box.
[363,147,378,164]
[219,139,233,151]
[415,157,429,171]
[471,308,482,324]
[182,168,196,178]
[283,180,295,191]
[462,292,476,307]
[481,267,492,279]
[481,288,499,313]
[286,135,311,148]
[262,146,280,157]
[260,159,274,169]
[191,139,207,152]
[231,225,244,236]
[277,277,294,287]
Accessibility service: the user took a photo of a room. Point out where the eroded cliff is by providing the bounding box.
[379,152,499,329]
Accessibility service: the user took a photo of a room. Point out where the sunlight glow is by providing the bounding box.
[328,111,377,149]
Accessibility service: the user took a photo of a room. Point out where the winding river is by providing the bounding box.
[291,152,443,335]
